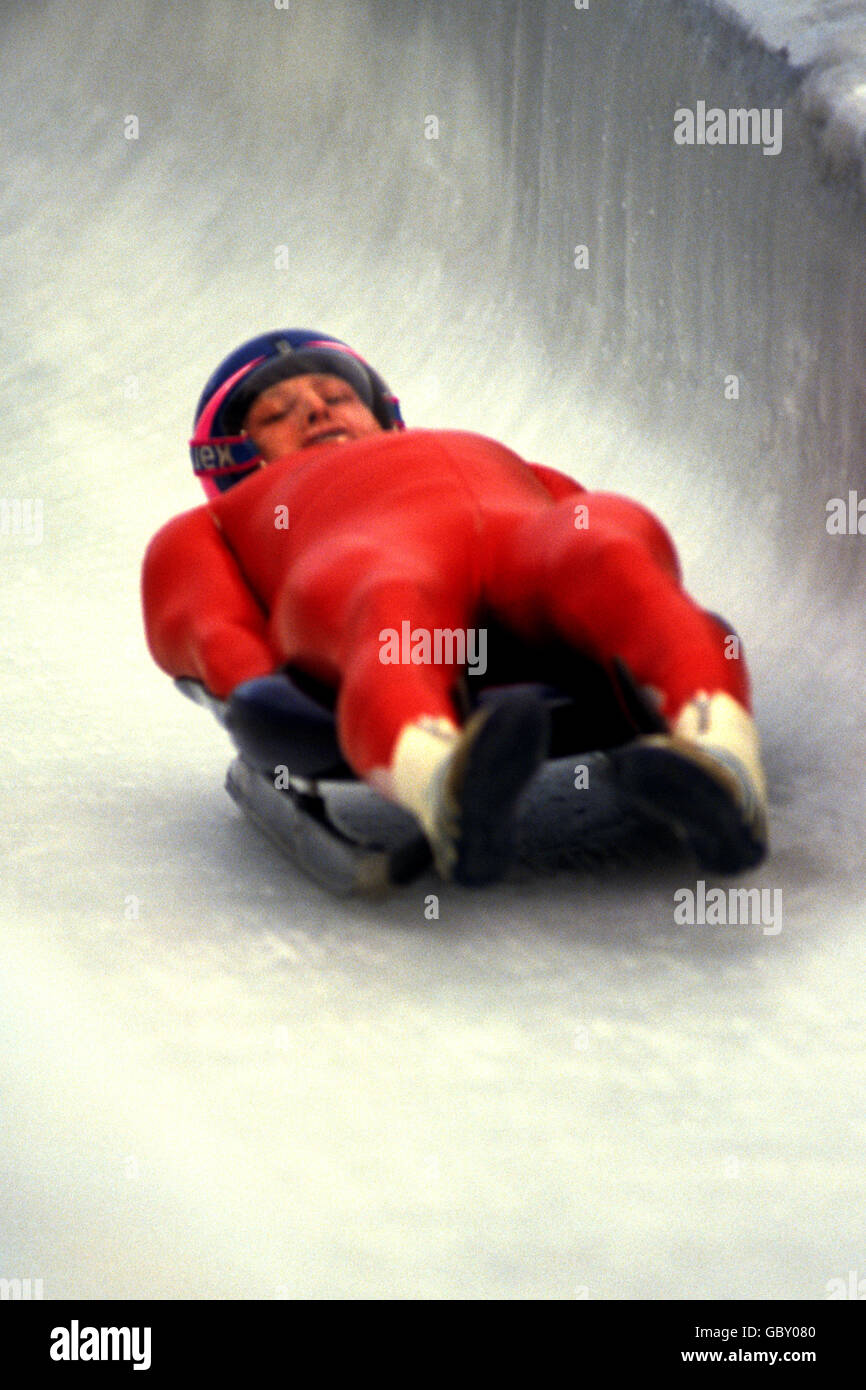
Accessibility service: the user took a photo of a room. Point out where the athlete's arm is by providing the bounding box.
[142,507,280,698]
[526,462,586,501]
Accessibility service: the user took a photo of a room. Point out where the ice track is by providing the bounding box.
[1,0,865,1299]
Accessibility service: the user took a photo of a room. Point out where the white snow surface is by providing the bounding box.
[1,0,865,1299]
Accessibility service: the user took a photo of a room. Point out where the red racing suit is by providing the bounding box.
[142,428,750,777]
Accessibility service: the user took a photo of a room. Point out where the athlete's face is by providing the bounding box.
[243,373,383,462]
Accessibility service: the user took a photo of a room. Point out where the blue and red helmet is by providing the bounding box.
[190,328,404,496]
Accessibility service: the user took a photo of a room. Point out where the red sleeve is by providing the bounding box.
[141,507,281,699]
[526,462,586,501]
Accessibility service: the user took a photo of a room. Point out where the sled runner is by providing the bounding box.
[177,620,681,895]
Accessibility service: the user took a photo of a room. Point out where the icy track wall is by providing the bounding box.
[383,0,866,616]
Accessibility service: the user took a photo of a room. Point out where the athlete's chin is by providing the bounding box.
[265,429,383,463]
[302,432,353,448]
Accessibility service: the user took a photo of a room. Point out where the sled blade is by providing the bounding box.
[225,757,430,895]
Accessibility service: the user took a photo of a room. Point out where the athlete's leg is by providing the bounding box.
[486,491,750,721]
[484,491,766,869]
[335,572,469,778]
[269,539,472,767]
[267,516,551,883]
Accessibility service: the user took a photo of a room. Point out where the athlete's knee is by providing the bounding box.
[344,570,464,645]
[547,521,675,599]
[574,493,681,580]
